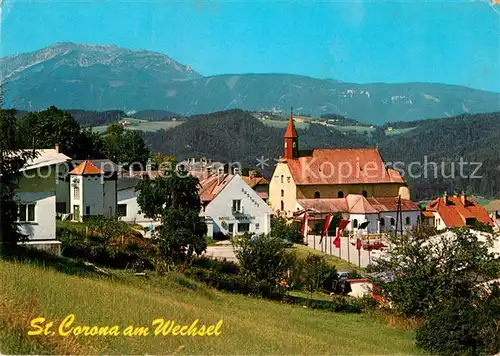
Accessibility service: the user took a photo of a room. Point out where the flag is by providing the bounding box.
[359,221,370,230]
[356,229,363,250]
[319,214,333,243]
[333,219,350,248]
[301,213,309,239]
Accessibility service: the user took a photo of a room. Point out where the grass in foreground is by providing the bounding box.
[0,259,414,355]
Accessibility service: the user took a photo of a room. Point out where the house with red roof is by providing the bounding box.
[69,160,118,221]
[423,192,494,230]
[269,114,413,225]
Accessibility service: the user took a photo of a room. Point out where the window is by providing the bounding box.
[287,177,291,183]
[281,175,284,183]
[281,201,284,211]
[390,218,395,226]
[232,199,241,213]
[56,202,67,214]
[465,217,477,225]
[18,204,35,222]
[238,223,250,233]
[405,217,411,225]
[362,190,368,198]
[85,206,90,215]
[338,191,344,198]
[73,185,80,199]
[228,223,234,236]
[379,218,385,226]
[353,219,358,228]
[314,191,321,199]
[281,189,284,197]
[117,204,127,217]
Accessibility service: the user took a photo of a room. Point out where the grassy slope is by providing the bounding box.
[0,260,415,355]
[291,244,363,272]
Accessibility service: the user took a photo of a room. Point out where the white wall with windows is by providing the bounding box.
[117,188,153,224]
[16,192,56,241]
[203,175,273,237]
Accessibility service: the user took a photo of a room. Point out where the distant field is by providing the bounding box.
[0,260,417,354]
[261,119,310,130]
[93,118,184,134]
[385,127,416,136]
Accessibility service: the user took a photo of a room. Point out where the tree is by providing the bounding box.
[0,108,36,253]
[103,124,150,167]
[371,228,500,355]
[270,216,303,243]
[135,170,206,263]
[234,233,296,288]
[301,254,332,296]
[152,153,177,171]
[18,106,104,159]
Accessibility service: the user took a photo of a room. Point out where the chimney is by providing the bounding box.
[217,167,224,185]
[129,166,134,177]
[55,144,60,153]
[443,191,448,205]
[233,168,240,175]
[249,170,256,179]
[460,191,467,206]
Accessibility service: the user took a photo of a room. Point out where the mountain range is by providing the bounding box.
[2,42,500,124]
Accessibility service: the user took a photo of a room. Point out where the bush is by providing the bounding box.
[190,256,240,275]
[234,233,296,291]
[270,216,303,243]
[416,286,500,356]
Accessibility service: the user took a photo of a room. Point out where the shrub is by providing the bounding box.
[270,216,303,243]
[234,233,296,290]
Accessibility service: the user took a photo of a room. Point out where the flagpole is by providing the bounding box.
[347,231,350,263]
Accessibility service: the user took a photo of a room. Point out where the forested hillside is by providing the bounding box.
[379,112,500,199]
[144,110,500,200]
[142,109,369,174]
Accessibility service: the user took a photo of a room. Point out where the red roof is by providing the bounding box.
[286,148,406,185]
[69,160,103,175]
[241,176,269,188]
[297,194,418,214]
[284,115,298,138]
[366,196,420,212]
[425,195,494,228]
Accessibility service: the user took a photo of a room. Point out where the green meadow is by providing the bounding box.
[0,259,417,355]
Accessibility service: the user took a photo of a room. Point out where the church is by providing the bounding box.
[269,115,419,234]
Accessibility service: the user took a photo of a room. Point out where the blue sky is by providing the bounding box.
[1,0,499,92]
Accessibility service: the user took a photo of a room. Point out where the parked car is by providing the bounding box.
[362,241,387,250]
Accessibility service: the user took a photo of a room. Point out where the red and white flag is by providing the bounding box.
[319,213,333,243]
[333,219,350,248]
[301,213,309,239]
[356,229,363,250]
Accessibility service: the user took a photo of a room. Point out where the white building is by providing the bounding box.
[296,194,421,235]
[69,160,117,221]
[117,177,155,226]
[201,174,273,237]
[16,148,71,254]
[116,172,273,237]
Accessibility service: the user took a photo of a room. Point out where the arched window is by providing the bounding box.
[281,175,284,183]
[280,201,284,211]
[281,189,284,197]
[379,218,385,226]
[353,219,358,228]
[314,191,321,199]
[337,191,344,198]
[405,216,411,225]
[390,218,396,226]
[362,190,368,198]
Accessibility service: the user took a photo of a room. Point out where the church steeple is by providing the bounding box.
[284,108,298,159]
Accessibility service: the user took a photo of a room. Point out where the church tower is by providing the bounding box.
[284,112,298,159]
